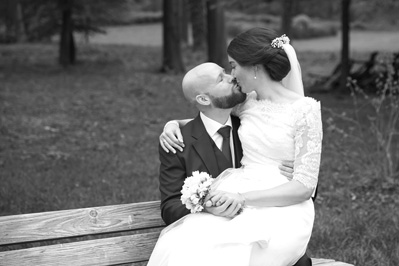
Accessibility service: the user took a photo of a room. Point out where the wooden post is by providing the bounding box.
[206,0,228,69]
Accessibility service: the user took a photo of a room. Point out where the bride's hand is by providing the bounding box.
[205,191,244,218]
[160,121,185,153]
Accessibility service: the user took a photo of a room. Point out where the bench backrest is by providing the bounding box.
[0,201,165,266]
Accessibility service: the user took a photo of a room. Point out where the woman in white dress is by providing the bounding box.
[149,27,322,266]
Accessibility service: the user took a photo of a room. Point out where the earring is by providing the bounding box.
[254,66,257,79]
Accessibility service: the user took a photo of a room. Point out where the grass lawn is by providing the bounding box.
[0,43,398,266]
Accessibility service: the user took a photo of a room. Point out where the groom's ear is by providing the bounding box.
[195,94,211,106]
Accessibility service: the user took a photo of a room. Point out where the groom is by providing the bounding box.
[159,62,246,225]
[158,62,312,266]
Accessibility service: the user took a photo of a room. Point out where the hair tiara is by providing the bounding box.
[271,34,290,49]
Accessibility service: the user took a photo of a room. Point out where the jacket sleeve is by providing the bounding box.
[158,144,190,225]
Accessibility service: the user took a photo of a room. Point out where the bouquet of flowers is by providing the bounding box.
[181,171,214,213]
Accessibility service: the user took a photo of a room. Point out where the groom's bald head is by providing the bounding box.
[181,62,246,112]
[182,62,221,104]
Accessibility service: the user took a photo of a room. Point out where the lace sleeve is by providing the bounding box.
[293,99,323,190]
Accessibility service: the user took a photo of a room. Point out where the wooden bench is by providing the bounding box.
[0,201,354,266]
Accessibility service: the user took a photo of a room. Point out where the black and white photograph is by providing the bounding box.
[1,0,398,265]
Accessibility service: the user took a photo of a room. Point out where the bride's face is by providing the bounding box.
[228,56,253,94]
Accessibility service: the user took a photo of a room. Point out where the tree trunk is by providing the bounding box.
[340,0,351,91]
[180,0,189,46]
[281,0,294,36]
[15,1,27,42]
[59,0,76,66]
[4,0,17,43]
[188,0,206,50]
[162,0,185,73]
[206,0,228,68]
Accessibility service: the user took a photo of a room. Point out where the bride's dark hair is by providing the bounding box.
[227,27,291,81]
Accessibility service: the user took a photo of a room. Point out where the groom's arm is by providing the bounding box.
[158,144,190,225]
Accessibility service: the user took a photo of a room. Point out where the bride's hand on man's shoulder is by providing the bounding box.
[160,121,185,153]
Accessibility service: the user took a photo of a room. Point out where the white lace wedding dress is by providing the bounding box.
[148,93,322,266]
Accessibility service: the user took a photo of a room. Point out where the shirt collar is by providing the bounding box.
[200,112,232,137]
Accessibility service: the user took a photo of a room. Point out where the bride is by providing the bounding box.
[148,27,322,266]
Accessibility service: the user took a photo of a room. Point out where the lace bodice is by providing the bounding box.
[234,93,322,189]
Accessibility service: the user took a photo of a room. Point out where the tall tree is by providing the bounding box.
[188,0,206,50]
[162,0,185,73]
[281,0,294,36]
[180,0,189,46]
[340,0,351,91]
[59,0,75,66]
[206,0,228,68]
[3,0,27,43]
[14,0,27,42]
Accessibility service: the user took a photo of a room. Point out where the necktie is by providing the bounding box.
[217,126,232,167]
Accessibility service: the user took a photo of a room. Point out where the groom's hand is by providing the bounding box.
[279,160,294,180]
[204,203,241,218]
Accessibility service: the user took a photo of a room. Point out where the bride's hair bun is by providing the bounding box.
[227,27,291,81]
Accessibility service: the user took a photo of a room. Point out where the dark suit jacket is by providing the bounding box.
[158,114,243,225]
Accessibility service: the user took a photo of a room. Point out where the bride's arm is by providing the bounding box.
[242,101,322,207]
[241,180,313,207]
[210,179,312,208]
[160,119,192,153]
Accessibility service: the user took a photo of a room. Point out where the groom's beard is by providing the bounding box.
[211,89,247,109]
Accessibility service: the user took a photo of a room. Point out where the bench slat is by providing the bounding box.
[0,201,165,245]
[0,199,354,266]
[0,231,162,266]
[312,258,354,266]
[313,258,336,264]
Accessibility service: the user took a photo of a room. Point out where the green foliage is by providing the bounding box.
[291,15,338,39]
[223,0,398,31]
[119,11,162,25]
[0,0,130,43]
[225,11,280,37]
[127,0,162,12]
[324,55,399,184]
[351,0,399,30]
[225,11,339,39]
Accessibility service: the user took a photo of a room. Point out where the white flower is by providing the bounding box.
[180,171,213,213]
[271,34,290,49]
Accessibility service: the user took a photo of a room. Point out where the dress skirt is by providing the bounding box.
[147,164,315,266]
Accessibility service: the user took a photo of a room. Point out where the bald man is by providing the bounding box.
[159,63,247,225]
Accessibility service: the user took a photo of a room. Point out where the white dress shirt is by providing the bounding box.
[200,112,235,167]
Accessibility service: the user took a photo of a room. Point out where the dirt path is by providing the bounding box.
[85,23,399,53]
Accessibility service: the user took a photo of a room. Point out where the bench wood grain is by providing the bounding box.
[0,200,354,266]
[0,232,161,266]
[0,201,164,245]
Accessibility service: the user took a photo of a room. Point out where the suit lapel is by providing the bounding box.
[191,115,220,178]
